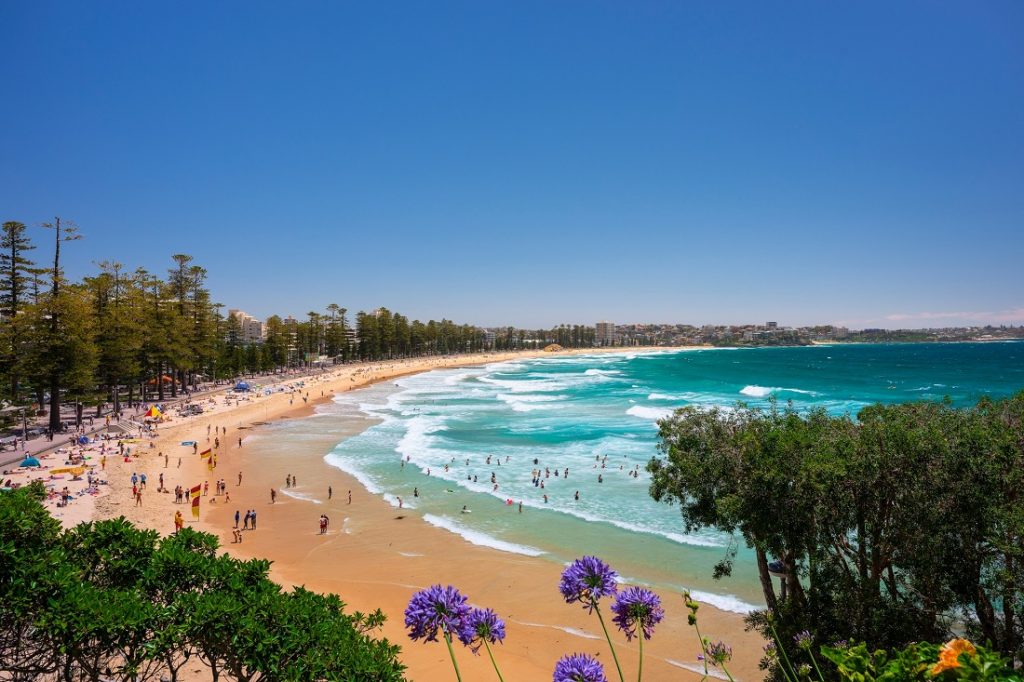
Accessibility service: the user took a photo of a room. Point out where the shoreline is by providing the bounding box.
[82,347,765,680]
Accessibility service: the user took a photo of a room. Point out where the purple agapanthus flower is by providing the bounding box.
[560,556,618,612]
[553,653,608,682]
[404,585,471,642]
[458,607,506,653]
[794,630,813,649]
[610,586,665,641]
[705,640,733,667]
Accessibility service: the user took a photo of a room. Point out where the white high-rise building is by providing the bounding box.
[595,321,616,345]
[228,309,266,344]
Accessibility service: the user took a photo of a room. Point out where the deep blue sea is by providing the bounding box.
[321,342,1024,613]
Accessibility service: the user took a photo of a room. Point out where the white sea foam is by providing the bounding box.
[422,514,545,556]
[280,489,322,505]
[496,393,564,412]
[740,385,816,398]
[583,368,622,376]
[666,660,730,680]
[686,588,758,614]
[609,519,725,548]
[444,372,472,386]
[395,416,448,463]
[398,551,423,557]
[740,385,773,397]
[324,452,383,494]
[626,405,674,421]
[505,494,727,549]
[513,620,602,640]
[383,493,415,509]
[478,376,565,393]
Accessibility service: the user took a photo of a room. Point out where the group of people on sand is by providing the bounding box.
[227,508,257,542]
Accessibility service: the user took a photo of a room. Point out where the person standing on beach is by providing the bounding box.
[328,485,332,500]
[238,471,242,486]
[347,490,351,504]
[234,509,240,528]
[285,474,291,487]
[270,488,276,503]
[174,510,183,534]
[238,437,242,448]
[250,510,257,529]
[243,511,250,530]
[163,452,168,467]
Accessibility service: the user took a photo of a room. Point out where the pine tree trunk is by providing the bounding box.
[48,374,61,432]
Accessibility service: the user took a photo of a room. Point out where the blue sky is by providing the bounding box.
[2,1,1022,328]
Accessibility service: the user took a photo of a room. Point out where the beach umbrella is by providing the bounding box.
[234,381,251,391]
[144,405,163,418]
[20,456,41,467]
[77,436,89,445]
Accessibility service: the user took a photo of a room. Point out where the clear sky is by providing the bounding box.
[2,2,1022,329]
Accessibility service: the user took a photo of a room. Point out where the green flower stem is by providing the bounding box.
[443,631,463,682]
[593,601,626,682]
[637,632,644,682]
[807,649,826,681]
[691,619,710,681]
[692,619,736,682]
[483,639,506,682]
[767,621,798,682]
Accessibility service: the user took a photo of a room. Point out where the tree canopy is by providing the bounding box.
[647,393,1024,676]
[0,484,406,681]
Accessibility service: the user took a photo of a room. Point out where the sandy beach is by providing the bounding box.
[52,348,768,681]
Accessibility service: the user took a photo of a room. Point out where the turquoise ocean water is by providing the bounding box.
[313,342,1023,614]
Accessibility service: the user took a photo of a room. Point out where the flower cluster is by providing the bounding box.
[793,630,813,650]
[458,607,506,653]
[559,556,619,612]
[404,584,472,642]
[553,653,608,682]
[610,587,664,641]
[405,585,509,681]
[931,638,977,675]
[705,640,733,667]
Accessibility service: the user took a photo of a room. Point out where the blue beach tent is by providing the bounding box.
[235,381,251,391]
[20,456,41,467]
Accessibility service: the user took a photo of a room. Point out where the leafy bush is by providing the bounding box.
[819,640,1022,682]
[0,483,405,681]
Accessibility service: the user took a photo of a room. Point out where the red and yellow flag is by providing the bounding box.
[190,484,201,519]
[199,448,212,459]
